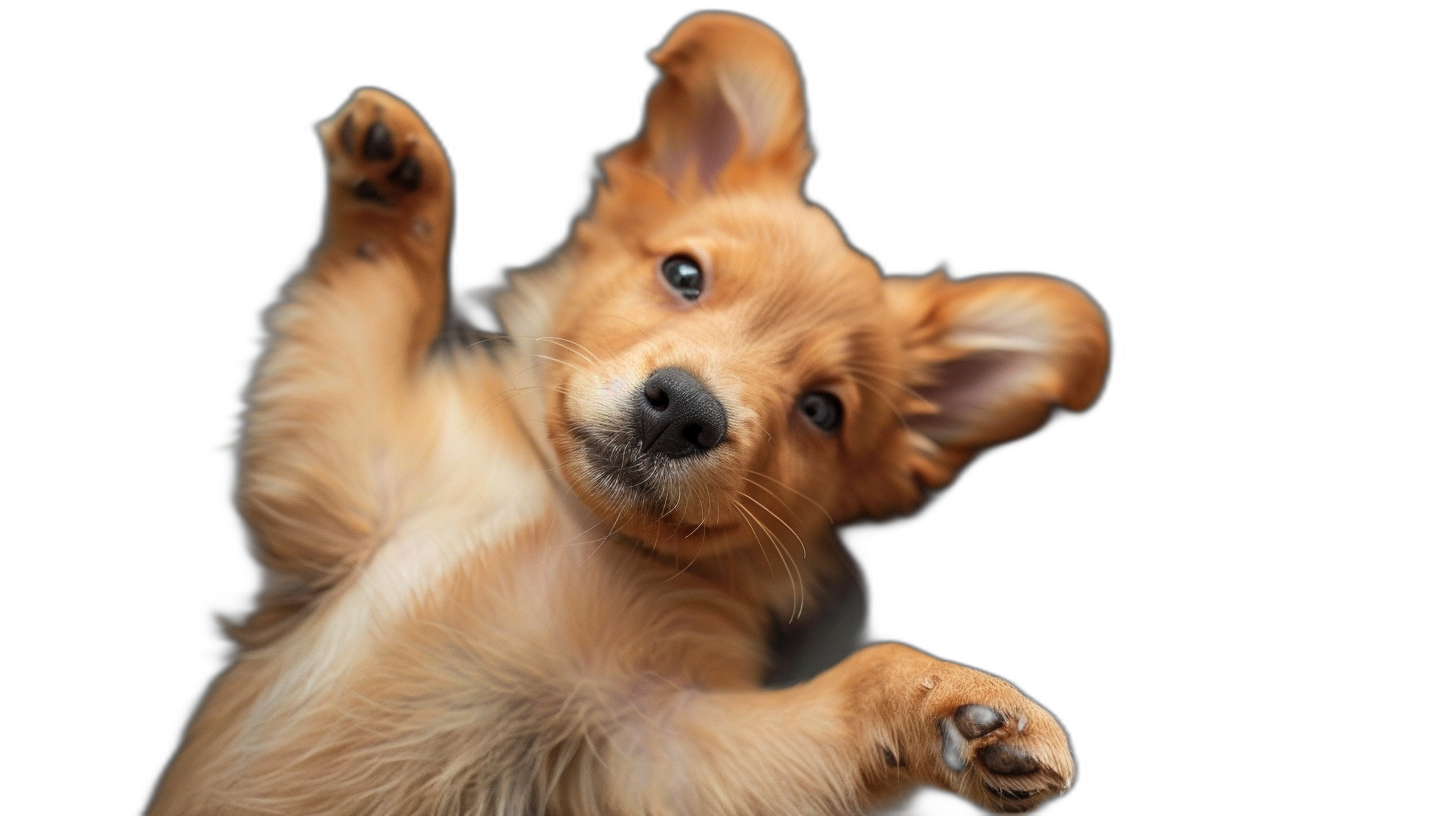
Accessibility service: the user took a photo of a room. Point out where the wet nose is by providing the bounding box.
[639,367,728,457]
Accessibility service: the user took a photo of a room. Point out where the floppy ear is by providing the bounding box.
[887,272,1111,489]
[603,12,812,197]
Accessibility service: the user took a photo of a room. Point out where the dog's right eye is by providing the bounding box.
[799,391,843,432]
[660,255,703,301]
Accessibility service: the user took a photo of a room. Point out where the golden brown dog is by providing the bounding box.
[150,12,1109,815]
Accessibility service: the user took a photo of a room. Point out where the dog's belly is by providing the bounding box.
[202,520,762,812]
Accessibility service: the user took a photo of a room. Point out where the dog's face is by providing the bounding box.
[504,15,1109,563]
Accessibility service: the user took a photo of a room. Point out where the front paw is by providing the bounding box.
[857,645,1073,812]
[318,88,446,211]
[934,700,1072,812]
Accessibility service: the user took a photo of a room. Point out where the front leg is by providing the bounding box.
[236,89,453,643]
[596,643,1073,815]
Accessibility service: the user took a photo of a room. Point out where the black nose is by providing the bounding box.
[639,367,728,457]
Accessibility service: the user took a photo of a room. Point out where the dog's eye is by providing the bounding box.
[660,254,703,300]
[798,392,842,432]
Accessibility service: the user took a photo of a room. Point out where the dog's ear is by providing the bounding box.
[604,13,812,197]
[887,272,1110,490]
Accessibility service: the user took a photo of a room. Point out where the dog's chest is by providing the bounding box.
[245,391,578,727]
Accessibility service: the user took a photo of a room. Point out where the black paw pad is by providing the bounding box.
[353,179,388,204]
[338,114,357,153]
[986,784,1035,802]
[937,722,960,775]
[388,155,423,191]
[977,743,1042,776]
[955,705,1006,740]
[362,122,395,161]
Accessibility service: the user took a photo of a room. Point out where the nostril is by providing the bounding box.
[681,423,702,445]
[644,383,670,411]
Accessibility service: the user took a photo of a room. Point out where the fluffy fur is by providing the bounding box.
[150,13,1109,815]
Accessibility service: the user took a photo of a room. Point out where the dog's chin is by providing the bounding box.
[565,426,734,541]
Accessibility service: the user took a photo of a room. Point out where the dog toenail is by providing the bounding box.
[1016,715,1028,733]
[362,122,395,161]
[990,786,1036,804]
[920,677,937,691]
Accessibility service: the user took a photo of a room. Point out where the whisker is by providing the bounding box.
[737,496,805,620]
[535,339,594,371]
[531,353,591,379]
[741,492,808,559]
[739,474,817,533]
[731,500,777,577]
[588,505,628,561]
[842,372,911,429]
[601,313,651,340]
[842,363,920,399]
[743,469,835,525]
[663,522,708,582]
[465,383,554,434]
[537,336,603,366]
[555,511,609,549]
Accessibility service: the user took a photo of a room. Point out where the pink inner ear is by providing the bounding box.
[910,350,1038,444]
[656,92,741,190]
[691,95,740,188]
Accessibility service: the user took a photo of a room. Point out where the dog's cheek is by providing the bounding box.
[831,431,928,521]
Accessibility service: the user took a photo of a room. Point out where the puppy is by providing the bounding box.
[151,12,1108,815]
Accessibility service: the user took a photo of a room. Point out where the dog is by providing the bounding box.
[150,12,1109,815]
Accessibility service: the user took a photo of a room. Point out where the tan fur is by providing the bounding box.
[151,13,1109,815]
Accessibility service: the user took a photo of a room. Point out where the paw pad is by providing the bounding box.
[954,704,1005,739]
[977,743,1042,776]
[327,99,434,208]
[361,121,395,161]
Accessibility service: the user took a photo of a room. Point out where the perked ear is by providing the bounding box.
[887,272,1111,489]
[604,12,812,196]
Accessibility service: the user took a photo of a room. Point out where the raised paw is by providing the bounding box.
[316,88,451,238]
[853,644,1074,813]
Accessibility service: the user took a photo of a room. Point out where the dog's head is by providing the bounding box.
[497,13,1109,563]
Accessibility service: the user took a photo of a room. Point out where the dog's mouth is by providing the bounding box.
[572,424,687,512]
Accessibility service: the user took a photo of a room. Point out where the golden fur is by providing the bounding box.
[150,13,1109,815]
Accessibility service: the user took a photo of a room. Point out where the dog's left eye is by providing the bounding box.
[660,254,703,300]
[799,392,843,432]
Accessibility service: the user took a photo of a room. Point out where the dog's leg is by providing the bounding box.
[597,643,1073,815]
[236,89,452,642]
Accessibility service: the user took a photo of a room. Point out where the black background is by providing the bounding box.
[91,6,1275,816]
